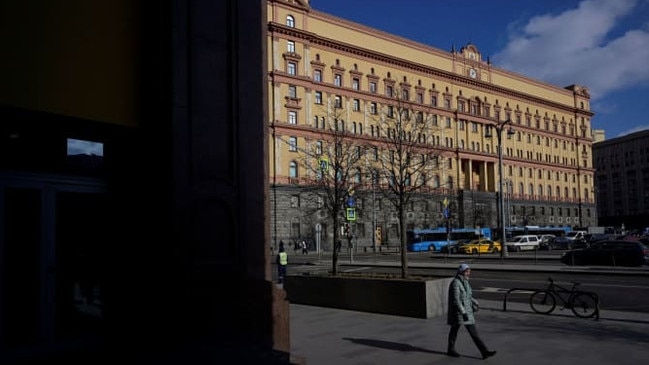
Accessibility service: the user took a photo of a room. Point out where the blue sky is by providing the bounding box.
[311,0,649,139]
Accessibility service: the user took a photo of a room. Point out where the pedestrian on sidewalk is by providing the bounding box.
[301,240,308,255]
[277,242,288,284]
[446,263,496,359]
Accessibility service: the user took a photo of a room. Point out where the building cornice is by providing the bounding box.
[268,22,592,117]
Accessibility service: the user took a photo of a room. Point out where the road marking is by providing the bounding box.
[474,286,535,294]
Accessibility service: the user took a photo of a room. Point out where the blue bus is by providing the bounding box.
[406,227,492,252]
[505,225,571,239]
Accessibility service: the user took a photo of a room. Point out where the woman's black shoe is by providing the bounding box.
[482,350,496,359]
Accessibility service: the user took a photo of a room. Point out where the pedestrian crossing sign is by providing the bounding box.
[346,208,356,221]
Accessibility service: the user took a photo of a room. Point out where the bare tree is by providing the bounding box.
[279,104,365,275]
[367,89,443,278]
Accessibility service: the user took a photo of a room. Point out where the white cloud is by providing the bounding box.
[492,0,649,100]
[616,124,649,137]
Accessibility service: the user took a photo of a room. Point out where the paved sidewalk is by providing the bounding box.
[290,299,649,365]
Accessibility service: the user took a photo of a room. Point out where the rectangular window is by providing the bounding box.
[444,99,450,109]
[431,96,437,107]
[288,85,296,98]
[315,91,322,104]
[287,40,295,53]
[334,74,342,87]
[316,140,322,155]
[370,102,377,114]
[417,93,423,104]
[288,111,297,125]
[402,89,409,100]
[471,122,478,133]
[334,96,342,108]
[386,85,393,97]
[313,69,322,82]
[432,115,438,126]
[290,195,300,208]
[458,101,465,112]
[289,136,297,151]
[459,120,465,130]
[353,99,360,111]
[352,78,359,90]
[387,106,394,118]
[445,117,452,128]
[369,81,377,93]
[287,62,296,75]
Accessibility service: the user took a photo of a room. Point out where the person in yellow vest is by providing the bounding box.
[276,242,288,284]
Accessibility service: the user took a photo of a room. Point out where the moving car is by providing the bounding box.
[540,236,586,250]
[458,238,501,254]
[439,238,472,254]
[504,235,540,252]
[560,240,649,267]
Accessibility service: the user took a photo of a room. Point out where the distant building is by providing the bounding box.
[267,0,597,248]
[592,129,606,143]
[593,129,649,230]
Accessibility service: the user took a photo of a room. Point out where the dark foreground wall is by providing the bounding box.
[0,1,291,363]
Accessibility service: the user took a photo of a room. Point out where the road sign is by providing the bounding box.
[346,196,356,207]
[346,208,356,221]
[319,157,329,172]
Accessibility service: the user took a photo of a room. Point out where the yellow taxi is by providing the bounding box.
[458,238,502,254]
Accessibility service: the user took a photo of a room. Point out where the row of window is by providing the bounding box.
[283,54,588,135]
[285,154,591,200]
[288,192,592,221]
[292,88,591,155]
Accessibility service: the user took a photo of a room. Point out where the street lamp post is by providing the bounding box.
[486,119,514,259]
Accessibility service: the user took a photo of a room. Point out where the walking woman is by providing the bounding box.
[447,263,496,359]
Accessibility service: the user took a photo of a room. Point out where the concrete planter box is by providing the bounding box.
[284,275,452,319]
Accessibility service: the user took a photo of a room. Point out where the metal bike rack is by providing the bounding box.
[502,288,537,312]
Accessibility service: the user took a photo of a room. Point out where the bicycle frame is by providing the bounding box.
[545,280,579,308]
[528,278,600,319]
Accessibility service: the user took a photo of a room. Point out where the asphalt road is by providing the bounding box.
[283,250,649,314]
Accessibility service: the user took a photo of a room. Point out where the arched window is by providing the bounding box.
[433,175,440,188]
[556,186,561,197]
[289,161,298,178]
[564,187,569,198]
[447,177,454,189]
[286,15,295,27]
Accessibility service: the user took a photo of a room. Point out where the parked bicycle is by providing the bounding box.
[529,277,599,319]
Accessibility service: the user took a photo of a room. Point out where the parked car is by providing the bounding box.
[560,240,649,267]
[505,235,540,252]
[566,230,587,241]
[583,233,611,245]
[439,239,472,254]
[458,238,502,254]
[541,236,586,250]
[538,234,556,249]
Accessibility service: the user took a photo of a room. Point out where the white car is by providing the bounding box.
[505,235,540,252]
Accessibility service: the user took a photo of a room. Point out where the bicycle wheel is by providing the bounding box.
[570,292,598,318]
[530,290,556,314]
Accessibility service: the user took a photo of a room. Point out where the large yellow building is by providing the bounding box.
[267,0,596,248]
